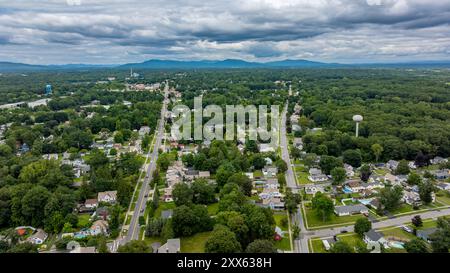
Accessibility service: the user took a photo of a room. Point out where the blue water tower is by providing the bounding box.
[45,84,52,95]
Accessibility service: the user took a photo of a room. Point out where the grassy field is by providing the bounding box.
[180,231,212,253]
[304,207,364,228]
[274,237,291,251]
[207,203,219,216]
[294,166,312,184]
[253,170,263,178]
[387,204,415,215]
[273,213,289,229]
[436,190,450,206]
[310,233,363,253]
[77,214,91,228]
[380,227,416,241]
[154,202,176,218]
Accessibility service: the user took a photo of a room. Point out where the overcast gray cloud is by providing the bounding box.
[0,0,449,64]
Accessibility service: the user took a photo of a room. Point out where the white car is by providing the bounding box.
[401,225,413,233]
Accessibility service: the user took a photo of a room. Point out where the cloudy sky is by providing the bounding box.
[1,0,450,64]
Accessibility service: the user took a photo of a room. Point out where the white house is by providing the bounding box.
[262,166,278,178]
[90,220,109,236]
[97,191,117,204]
[308,168,328,182]
[259,143,275,153]
[334,204,369,216]
[304,185,324,196]
[364,229,388,248]
[84,199,98,209]
[386,160,399,171]
[344,164,355,177]
[27,229,48,245]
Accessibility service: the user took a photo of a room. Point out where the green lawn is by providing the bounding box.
[310,233,363,253]
[436,191,450,206]
[77,214,91,228]
[154,202,176,218]
[273,213,289,229]
[180,231,212,253]
[274,237,291,251]
[294,166,312,184]
[387,204,415,215]
[304,207,364,228]
[310,238,326,253]
[373,168,389,175]
[253,170,263,178]
[380,227,415,241]
[207,203,219,216]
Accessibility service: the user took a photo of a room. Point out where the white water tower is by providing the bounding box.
[353,115,363,137]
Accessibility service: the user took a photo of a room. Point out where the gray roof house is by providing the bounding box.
[158,238,180,253]
[416,228,437,242]
[364,229,388,249]
[161,209,173,220]
[334,204,369,216]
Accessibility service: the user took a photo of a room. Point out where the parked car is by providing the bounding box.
[401,225,413,233]
[340,230,348,234]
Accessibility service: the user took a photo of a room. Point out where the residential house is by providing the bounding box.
[158,238,180,253]
[436,182,450,192]
[364,229,388,248]
[386,160,399,171]
[432,169,449,180]
[261,196,285,210]
[161,210,173,220]
[265,157,273,166]
[402,191,421,207]
[198,171,211,179]
[362,181,385,191]
[368,198,382,210]
[344,164,354,177]
[416,228,437,242]
[164,187,173,202]
[334,204,369,216]
[384,173,405,186]
[184,169,199,181]
[308,168,328,182]
[292,124,301,132]
[139,126,151,137]
[97,191,117,204]
[84,199,98,209]
[431,156,448,165]
[245,172,254,180]
[304,185,324,196]
[27,229,48,245]
[262,166,278,178]
[345,180,364,192]
[259,143,275,153]
[71,246,97,253]
[90,220,109,236]
[293,138,303,150]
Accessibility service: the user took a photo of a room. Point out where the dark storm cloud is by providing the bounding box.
[0,0,449,64]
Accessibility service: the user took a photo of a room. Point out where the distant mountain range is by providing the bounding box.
[2,59,450,72]
[0,62,114,72]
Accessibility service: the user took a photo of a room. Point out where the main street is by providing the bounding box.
[280,103,309,253]
[123,82,170,243]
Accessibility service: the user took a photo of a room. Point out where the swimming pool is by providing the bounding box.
[389,241,405,249]
[343,186,353,193]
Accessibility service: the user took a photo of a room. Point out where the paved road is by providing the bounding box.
[280,103,309,253]
[123,83,170,243]
[306,208,450,241]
